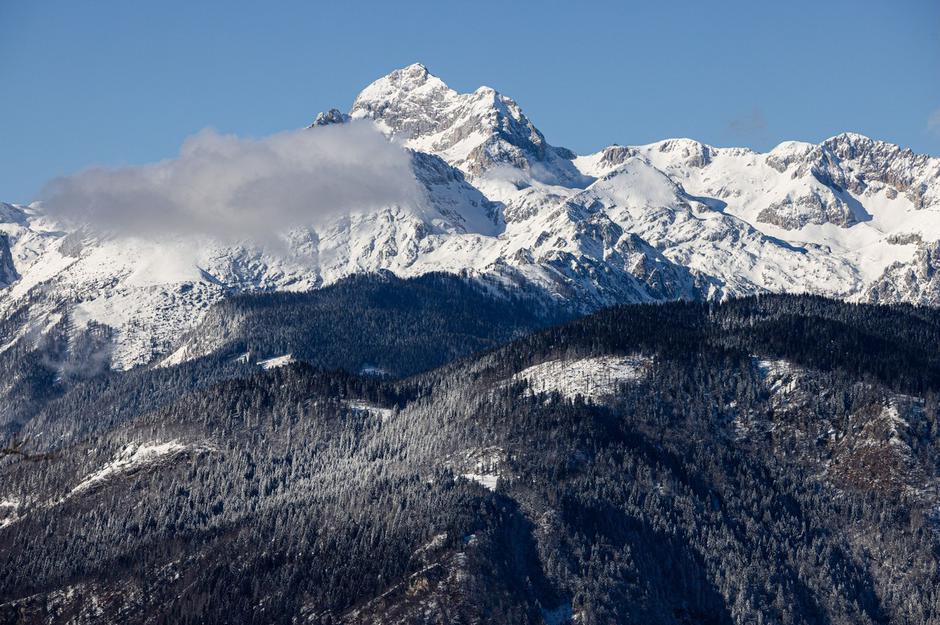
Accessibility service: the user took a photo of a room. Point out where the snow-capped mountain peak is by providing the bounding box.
[350,63,457,140]
[5,64,940,371]
[348,64,587,189]
[805,132,940,211]
[310,108,350,127]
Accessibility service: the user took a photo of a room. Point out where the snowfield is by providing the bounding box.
[345,400,394,422]
[451,447,503,491]
[258,354,295,370]
[512,354,651,400]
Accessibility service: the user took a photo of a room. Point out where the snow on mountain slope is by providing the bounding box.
[572,159,861,297]
[576,132,940,289]
[0,147,506,370]
[350,63,589,190]
[511,354,651,400]
[2,63,940,372]
[865,240,940,305]
[69,440,192,496]
[257,354,294,370]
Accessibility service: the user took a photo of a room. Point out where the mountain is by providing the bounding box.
[2,64,940,373]
[348,63,587,186]
[3,295,940,623]
[5,62,940,625]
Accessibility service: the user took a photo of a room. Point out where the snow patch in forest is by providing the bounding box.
[258,354,294,370]
[0,497,21,529]
[462,473,499,491]
[733,357,807,437]
[70,440,196,495]
[860,403,911,450]
[755,358,795,376]
[512,354,650,400]
[755,358,802,397]
[156,343,192,368]
[346,400,394,422]
[882,404,909,445]
[455,447,503,491]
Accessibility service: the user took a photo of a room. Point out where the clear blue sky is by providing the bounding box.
[1,0,938,203]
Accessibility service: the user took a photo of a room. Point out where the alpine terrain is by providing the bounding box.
[1,63,939,371]
[3,64,940,625]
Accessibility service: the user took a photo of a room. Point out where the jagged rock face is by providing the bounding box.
[765,141,815,173]
[584,132,940,233]
[865,240,940,306]
[886,232,923,246]
[348,63,586,187]
[654,138,715,168]
[349,64,455,140]
[310,108,350,127]
[595,145,640,170]
[0,233,17,287]
[797,133,940,211]
[410,151,503,233]
[757,189,857,229]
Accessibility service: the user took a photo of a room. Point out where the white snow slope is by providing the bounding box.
[2,63,940,370]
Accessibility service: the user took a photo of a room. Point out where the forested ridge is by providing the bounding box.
[2,286,940,624]
[0,272,561,446]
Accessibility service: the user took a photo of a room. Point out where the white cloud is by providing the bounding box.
[928,108,940,136]
[39,121,420,239]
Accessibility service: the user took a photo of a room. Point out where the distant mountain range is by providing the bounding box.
[2,63,940,370]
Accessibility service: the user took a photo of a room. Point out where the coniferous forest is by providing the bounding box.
[2,274,940,624]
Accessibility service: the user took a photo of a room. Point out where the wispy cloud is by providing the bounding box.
[928,108,940,136]
[727,107,768,140]
[39,121,420,240]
